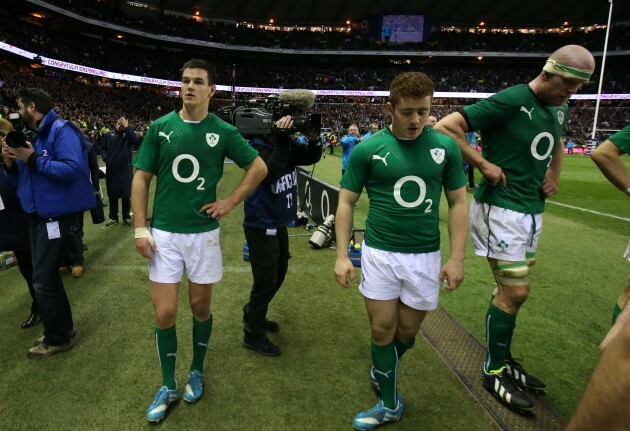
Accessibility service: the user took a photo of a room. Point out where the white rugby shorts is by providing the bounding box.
[149,227,223,284]
[359,243,441,311]
[469,198,542,262]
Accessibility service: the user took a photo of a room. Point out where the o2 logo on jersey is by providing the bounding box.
[530,132,555,166]
[393,175,433,213]
[172,154,205,190]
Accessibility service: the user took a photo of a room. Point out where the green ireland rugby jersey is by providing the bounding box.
[463,84,568,214]
[341,126,466,253]
[133,111,258,233]
[609,126,630,154]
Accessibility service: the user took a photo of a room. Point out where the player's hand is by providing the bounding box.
[440,258,464,291]
[479,161,506,187]
[541,175,559,197]
[200,199,234,220]
[335,256,355,288]
[134,227,156,259]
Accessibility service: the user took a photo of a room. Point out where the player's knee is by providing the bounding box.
[501,284,530,307]
[370,323,396,345]
[397,326,418,343]
[190,303,211,321]
[155,307,178,327]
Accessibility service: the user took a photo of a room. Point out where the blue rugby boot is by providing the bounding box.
[183,370,204,403]
[146,385,178,423]
[352,394,404,430]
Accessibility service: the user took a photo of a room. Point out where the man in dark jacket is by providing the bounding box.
[242,114,322,356]
[101,116,138,226]
[0,118,39,329]
[59,122,102,278]
[1,88,95,358]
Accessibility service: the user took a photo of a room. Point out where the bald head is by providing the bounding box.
[549,44,596,73]
[427,115,437,127]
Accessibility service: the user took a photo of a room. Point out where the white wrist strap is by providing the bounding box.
[134,226,155,247]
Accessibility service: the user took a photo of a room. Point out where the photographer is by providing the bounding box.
[242,114,322,356]
[1,88,95,359]
[0,118,40,329]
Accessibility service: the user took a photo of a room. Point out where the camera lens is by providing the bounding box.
[5,131,27,149]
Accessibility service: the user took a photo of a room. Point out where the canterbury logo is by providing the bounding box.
[372,152,390,166]
[520,106,534,120]
[159,131,174,143]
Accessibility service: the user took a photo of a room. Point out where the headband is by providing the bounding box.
[543,59,592,81]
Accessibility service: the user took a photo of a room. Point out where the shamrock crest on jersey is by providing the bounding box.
[557,110,564,125]
[206,133,219,147]
[430,148,445,164]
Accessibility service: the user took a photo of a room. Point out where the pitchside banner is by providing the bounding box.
[296,167,339,225]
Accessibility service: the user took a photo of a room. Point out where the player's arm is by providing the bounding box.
[566,313,630,431]
[541,137,565,197]
[435,112,506,187]
[201,156,267,219]
[592,140,630,196]
[334,188,360,288]
[441,186,468,291]
[131,168,155,259]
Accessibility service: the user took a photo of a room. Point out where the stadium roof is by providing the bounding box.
[145,0,626,27]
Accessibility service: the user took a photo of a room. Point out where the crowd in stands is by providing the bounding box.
[1,59,627,149]
[1,2,628,146]
[1,15,630,94]
[42,0,630,53]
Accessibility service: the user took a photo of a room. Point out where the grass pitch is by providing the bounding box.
[0,149,627,430]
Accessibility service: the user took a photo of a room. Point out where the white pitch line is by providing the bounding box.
[547,200,630,222]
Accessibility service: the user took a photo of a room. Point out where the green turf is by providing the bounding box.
[0,155,495,430]
[1,151,626,429]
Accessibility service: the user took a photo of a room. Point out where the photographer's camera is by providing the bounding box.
[309,214,335,249]
[5,130,28,148]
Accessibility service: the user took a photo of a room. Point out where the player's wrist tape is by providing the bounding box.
[134,226,155,247]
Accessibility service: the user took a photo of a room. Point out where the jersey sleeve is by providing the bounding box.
[608,126,630,154]
[224,127,259,168]
[463,88,520,131]
[339,142,369,193]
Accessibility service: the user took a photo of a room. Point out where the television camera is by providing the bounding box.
[218,89,321,137]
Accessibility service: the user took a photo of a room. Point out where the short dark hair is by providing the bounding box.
[180,59,217,84]
[389,72,434,105]
[18,88,54,115]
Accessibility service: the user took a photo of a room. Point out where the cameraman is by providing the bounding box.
[242,115,322,356]
[1,88,95,359]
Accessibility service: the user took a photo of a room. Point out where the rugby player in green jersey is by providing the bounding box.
[131,59,267,423]
[435,45,595,411]
[335,72,468,430]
